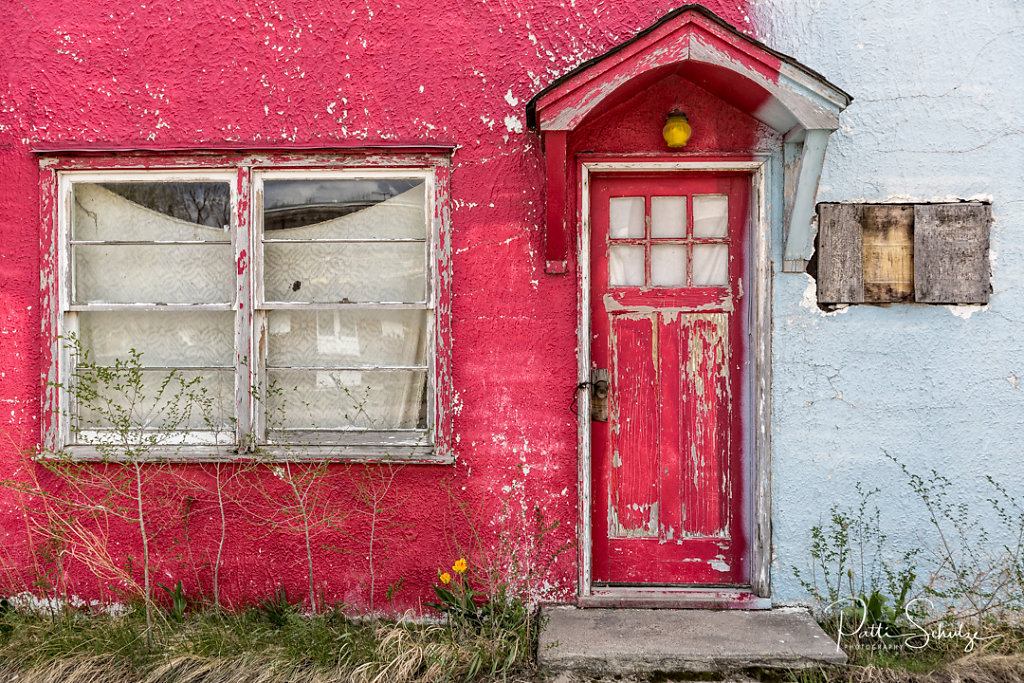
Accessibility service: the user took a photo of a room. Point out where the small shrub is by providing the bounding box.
[794,482,920,637]
[796,453,1024,672]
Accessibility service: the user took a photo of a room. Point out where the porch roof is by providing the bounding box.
[526,4,852,136]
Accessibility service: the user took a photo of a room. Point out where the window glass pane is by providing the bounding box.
[73,244,233,304]
[267,309,428,367]
[651,196,687,238]
[263,179,425,238]
[608,245,645,286]
[693,244,729,286]
[609,197,645,238]
[267,369,427,430]
[73,183,231,241]
[76,369,234,434]
[650,245,688,286]
[78,311,234,367]
[693,195,729,238]
[264,242,426,303]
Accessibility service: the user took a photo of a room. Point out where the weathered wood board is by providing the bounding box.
[915,203,991,304]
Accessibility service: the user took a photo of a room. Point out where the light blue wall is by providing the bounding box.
[752,0,1024,603]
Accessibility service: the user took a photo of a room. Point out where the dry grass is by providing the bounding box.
[787,624,1024,683]
[831,654,1024,683]
[0,646,536,683]
[0,602,537,683]
[1,603,1020,682]
[0,655,349,683]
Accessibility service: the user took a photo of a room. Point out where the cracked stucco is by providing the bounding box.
[752,0,1024,603]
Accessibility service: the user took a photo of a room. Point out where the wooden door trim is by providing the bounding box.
[576,157,774,603]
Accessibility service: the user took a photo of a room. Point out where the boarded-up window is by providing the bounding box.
[816,202,990,305]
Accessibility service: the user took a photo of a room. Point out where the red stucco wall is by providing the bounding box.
[0,0,756,612]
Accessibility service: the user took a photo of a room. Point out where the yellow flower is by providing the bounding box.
[439,572,451,585]
[452,558,467,574]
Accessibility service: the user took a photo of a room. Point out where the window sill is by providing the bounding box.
[46,444,454,465]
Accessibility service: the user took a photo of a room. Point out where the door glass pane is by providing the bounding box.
[693,244,729,286]
[693,195,729,238]
[73,182,231,241]
[267,309,428,367]
[263,179,426,239]
[267,369,427,430]
[264,242,426,303]
[650,245,688,286]
[608,245,645,286]
[73,244,233,304]
[609,197,644,238]
[78,311,234,367]
[651,196,687,238]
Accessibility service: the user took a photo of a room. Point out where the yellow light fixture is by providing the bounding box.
[662,110,692,148]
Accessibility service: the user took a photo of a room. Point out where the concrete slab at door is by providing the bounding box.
[538,606,847,675]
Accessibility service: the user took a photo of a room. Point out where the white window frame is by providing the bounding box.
[39,150,454,463]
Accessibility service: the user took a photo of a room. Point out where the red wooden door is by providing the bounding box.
[590,172,749,586]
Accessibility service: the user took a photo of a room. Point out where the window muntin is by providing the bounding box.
[56,163,445,460]
[606,193,731,289]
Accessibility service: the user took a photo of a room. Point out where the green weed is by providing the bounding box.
[157,581,187,623]
[0,600,536,682]
[794,453,1024,679]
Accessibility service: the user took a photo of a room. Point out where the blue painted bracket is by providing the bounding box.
[783,129,831,273]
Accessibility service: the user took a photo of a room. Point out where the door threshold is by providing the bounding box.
[580,585,771,610]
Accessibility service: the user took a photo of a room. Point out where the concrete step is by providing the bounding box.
[538,606,846,677]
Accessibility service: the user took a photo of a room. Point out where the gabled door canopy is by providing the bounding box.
[526,4,852,274]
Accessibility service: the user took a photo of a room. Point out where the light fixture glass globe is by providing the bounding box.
[663,111,692,148]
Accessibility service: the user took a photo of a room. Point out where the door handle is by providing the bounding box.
[591,368,609,422]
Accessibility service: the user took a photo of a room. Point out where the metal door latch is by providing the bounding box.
[590,368,609,422]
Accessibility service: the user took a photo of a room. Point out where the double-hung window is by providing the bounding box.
[42,152,453,462]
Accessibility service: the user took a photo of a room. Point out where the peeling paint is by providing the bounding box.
[3,0,1015,615]
[709,556,730,572]
[591,170,749,586]
[947,304,987,320]
[762,0,1024,605]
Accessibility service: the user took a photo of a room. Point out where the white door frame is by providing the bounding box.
[576,157,774,608]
